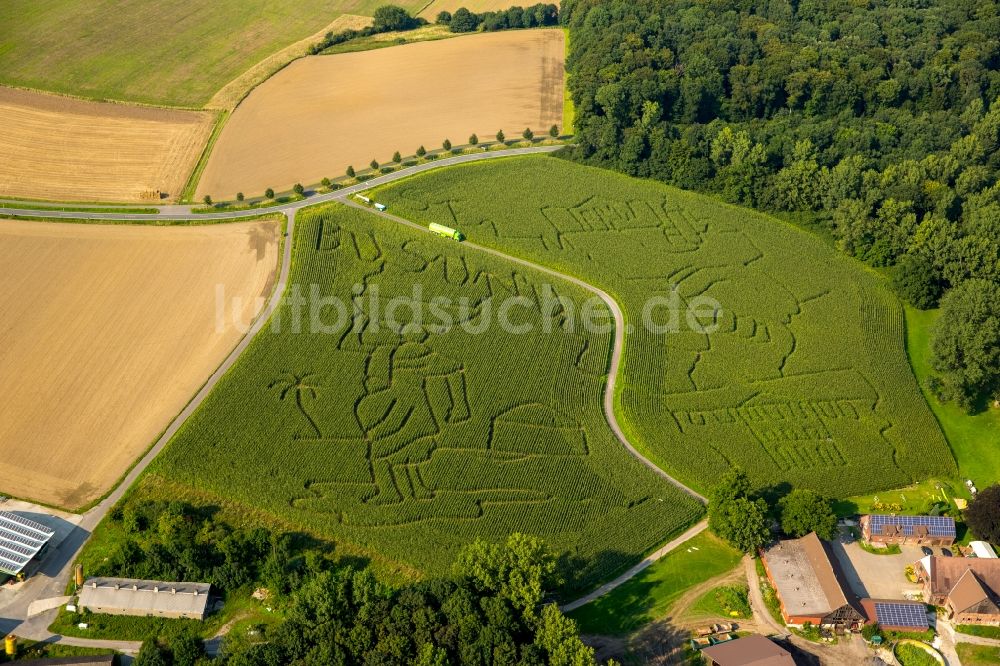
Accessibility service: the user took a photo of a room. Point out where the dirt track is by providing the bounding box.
[196,29,565,200]
[0,219,279,508]
[0,87,213,203]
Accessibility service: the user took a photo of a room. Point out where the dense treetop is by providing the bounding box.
[561,0,1000,408]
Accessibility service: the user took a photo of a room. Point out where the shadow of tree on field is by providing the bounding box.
[627,618,692,665]
[555,548,638,601]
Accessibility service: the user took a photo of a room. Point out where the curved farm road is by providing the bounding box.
[0,146,707,650]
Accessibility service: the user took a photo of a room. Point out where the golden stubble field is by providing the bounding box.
[0,219,280,508]
[0,87,214,203]
[417,0,524,18]
[197,29,564,200]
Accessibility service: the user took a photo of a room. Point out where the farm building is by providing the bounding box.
[858,599,929,632]
[78,577,211,620]
[860,514,955,546]
[700,634,794,666]
[0,511,55,581]
[760,532,865,630]
[916,556,1000,625]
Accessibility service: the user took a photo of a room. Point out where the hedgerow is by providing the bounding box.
[375,156,956,496]
[152,203,702,592]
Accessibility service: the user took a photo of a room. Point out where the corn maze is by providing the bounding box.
[375,157,956,496]
[153,204,703,587]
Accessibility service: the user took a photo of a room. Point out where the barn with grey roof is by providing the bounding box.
[78,577,211,620]
[0,511,55,578]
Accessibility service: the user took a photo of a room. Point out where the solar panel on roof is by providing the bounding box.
[0,541,35,558]
[0,512,55,576]
[0,527,45,549]
[869,514,955,537]
[874,602,928,628]
[0,511,55,537]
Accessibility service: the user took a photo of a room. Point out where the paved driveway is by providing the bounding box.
[829,531,925,599]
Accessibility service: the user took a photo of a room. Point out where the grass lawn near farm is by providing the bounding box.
[50,608,206,642]
[958,626,1000,640]
[566,531,743,635]
[957,643,1000,665]
[835,478,972,517]
[688,584,751,620]
[0,0,423,107]
[375,155,956,497]
[0,641,115,662]
[905,306,1000,487]
[149,202,702,593]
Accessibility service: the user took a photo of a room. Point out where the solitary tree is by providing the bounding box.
[370,159,379,170]
[779,489,838,539]
[714,497,770,553]
[293,183,305,196]
[346,165,356,178]
[469,133,479,145]
[496,129,505,143]
[523,127,534,140]
[321,177,331,189]
[392,151,402,163]
[236,192,245,202]
[710,468,753,505]
[966,485,1000,544]
[372,5,415,32]
[203,195,213,206]
[416,145,427,157]
[549,124,559,138]
[442,138,452,151]
[265,188,275,199]
[449,7,480,32]
[708,468,771,553]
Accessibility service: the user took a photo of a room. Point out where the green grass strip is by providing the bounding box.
[0,203,158,214]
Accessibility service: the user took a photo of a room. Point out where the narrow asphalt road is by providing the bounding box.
[1,145,708,647]
[0,146,562,221]
[560,520,708,613]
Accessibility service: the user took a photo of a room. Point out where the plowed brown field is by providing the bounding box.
[0,87,213,203]
[196,29,564,200]
[0,219,279,508]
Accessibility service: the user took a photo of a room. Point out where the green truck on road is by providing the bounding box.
[429,222,464,241]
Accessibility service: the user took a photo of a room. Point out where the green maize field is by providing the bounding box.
[151,203,703,590]
[374,156,956,496]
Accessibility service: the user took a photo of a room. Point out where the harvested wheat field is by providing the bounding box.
[417,0,523,18]
[0,219,279,509]
[0,87,213,203]
[206,14,373,110]
[197,29,564,200]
